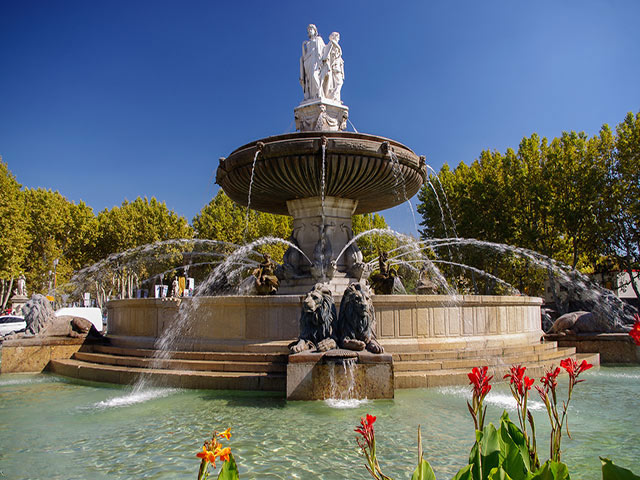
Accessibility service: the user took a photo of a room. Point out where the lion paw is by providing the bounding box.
[342,338,366,351]
[289,339,311,354]
[366,340,384,354]
[316,338,337,352]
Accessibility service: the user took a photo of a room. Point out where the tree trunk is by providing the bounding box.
[1,277,14,311]
[621,258,640,301]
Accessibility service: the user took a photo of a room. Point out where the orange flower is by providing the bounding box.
[218,428,232,440]
[196,446,217,466]
[216,447,231,462]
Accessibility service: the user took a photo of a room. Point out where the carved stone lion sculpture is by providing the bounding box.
[337,282,383,353]
[289,283,338,353]
[22,294,100,338]
[547,310,627,334]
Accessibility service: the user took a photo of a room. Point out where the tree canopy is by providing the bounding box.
[417,110,640,297]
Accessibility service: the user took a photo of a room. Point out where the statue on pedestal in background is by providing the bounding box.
[15,273,27,297]
[171,277,180,298]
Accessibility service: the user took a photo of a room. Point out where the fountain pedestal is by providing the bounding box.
[286,349,394,401]
[279,196,365,295]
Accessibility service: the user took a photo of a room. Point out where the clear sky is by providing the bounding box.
[2,1,639,236]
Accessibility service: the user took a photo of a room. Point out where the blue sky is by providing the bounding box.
[1,1,639,236]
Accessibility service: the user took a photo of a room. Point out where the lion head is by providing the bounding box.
[338,283,375,341]
[292,283,337,352]
[23,294,56,335]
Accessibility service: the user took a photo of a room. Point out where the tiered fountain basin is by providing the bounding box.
[216,131,426,215]
[40,294,595,395]
[216,131,427,294]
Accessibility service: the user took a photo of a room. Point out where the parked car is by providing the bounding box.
[55,307,103,332]
[0,315,26,336]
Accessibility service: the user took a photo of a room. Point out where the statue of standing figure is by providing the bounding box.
[300,25,344,103]
[321,32,344,102]
[300,24,325,101]
[16,273,27,297]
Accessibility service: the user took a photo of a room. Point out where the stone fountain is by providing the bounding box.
[216,24,426,295]
[8,25,586,400]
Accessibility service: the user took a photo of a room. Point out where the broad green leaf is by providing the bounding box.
[217,453,240,480]
[452,465,474,480]
[488,466,514,480]
[499,411,531,479]
[411,459,436,480]
[469,424,501,480]
[528,460,570,480]
[601,457,640,480]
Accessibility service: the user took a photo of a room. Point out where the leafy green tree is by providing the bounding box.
[0,158,30,309]
[22,188,98,296]
[602,112,640,298]
[94,196,193,259]
[192,190,292,265]
[417,122,618,295]
[351,213,395,262]
[546,131,608,269]
[88,197,193,300]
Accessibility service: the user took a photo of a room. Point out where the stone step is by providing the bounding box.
[73,352,286,373]
[105,336,292,353]
[90,345,288,363]
[392,342,557,362]
[394,347,576,372]
[394,351,599,389]
[48,359,286,391]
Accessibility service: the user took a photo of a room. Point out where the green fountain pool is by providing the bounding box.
[0,366,638,479]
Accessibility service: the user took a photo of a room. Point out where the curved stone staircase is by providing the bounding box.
[48,339,598,392]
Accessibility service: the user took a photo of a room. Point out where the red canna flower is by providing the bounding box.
[504,365,533,396]
[560,357,592,383]
[630,314,640,346]
[559,357,575,375]
[468,366,493,399]
[355,414,377,446]
[540,367,561,392]
[504,364,526,385]
[522,376,534,393]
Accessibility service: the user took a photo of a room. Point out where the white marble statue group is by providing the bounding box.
[300,24,344,103]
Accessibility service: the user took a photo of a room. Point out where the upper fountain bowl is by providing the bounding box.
[216,131,426,216]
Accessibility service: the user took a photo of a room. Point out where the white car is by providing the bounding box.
[55,307,103,332]
[0,315,26,336]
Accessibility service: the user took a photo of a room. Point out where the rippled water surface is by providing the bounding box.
[0,366,638,479]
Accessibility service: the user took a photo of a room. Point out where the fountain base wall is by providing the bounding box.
[106,295,543,351]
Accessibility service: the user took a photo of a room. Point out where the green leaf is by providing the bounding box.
[499,411,531,480]
[528,460,570,480]
[451,465,474,480]
[217,453,240,480]
[601,457,640,480]
[411,459,437,480]
[488,467,514,480]
[469,423,501,480]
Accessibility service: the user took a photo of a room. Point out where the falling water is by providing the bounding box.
[244,150,261,241]
[319,142,327,279]
[427,165,458,238]
[389,150,419,236]
[335,227,454,295]
[324,358,367,408]
[423,237,635,328]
